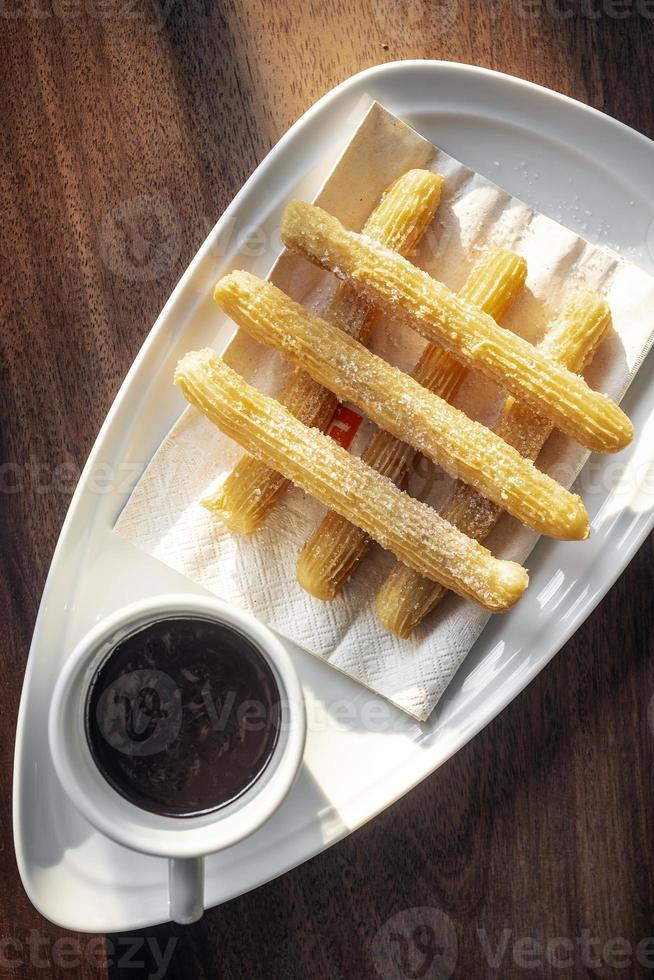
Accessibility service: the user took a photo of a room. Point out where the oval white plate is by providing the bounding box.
[14,61,654,932]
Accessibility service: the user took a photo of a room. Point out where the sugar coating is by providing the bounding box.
[214,271,589,542]
[280,200,632,454]
[377,293,612,637]
[207,169,442,533]
[174,349,528,612]
[296,247,527,602]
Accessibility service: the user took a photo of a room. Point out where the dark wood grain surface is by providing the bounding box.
[2,3,653,978]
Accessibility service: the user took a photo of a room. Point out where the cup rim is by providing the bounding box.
[48,594,306,859]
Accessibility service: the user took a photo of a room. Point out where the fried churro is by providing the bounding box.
[214,271,590,541]
[175,350,529,611]
[376,292,611,636]
[281,201,632,453]
[203,169,444,532]
[296,248,527,600]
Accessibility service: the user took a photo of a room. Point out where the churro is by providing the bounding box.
[203,169,443,532]
[175,350,529,611]
[214,271,590,540]
[376,293,611,637]
[296,248,527,600]
[280,201,632,453]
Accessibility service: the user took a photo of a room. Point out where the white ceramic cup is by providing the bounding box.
[49,594,306,924]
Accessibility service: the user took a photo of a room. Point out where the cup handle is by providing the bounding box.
[168,857,204,924]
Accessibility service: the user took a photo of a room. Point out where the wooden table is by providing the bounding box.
[2,4,653,978]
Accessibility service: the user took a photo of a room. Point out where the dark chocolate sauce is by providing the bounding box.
[85,617,281,817]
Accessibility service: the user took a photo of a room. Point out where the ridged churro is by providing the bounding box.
[281,201,632,453]
[296,248,527,600]
[175,349,529,611]
[376,292,611,637]
[203,169,444,532]
[214,271,590,541]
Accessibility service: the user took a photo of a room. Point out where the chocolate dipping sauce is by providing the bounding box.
[85,617,281,817]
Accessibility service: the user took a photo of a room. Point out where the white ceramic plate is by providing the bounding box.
[14,61,654,932]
